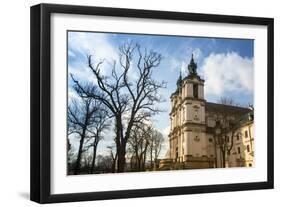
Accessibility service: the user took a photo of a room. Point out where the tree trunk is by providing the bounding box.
[74,129,86,175]
[111,152,117,173]
[154,150,158,170]
[117,113,135,172]
[137,157,141,171]
[117,145,126,172]
[142,147,148,171]
[90,144,97,174]
[115,115,127,173]
[221,151,226,168]
[150,148,153,169]
[214,137,217,168]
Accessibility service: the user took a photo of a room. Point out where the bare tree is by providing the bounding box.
[128,124,151,171]
[149,129,164,169]
[67,137,76,172]
[219,97,235,106]
[95,155,113,173]
[214,118,236,168]
[71,42,166,172]
[81,152,92,173]
[84,107,110,174]
[213,98,246,167]
[68,96,104,175]
[127,123,164,171]
[107,145,118,173]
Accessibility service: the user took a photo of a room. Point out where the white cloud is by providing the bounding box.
[180,61,188,76]
[168,47,202,77]
[68,88,80,102]
[168,56,180,72]
[157,125,170,158]
[68,32,119,76]
[68,32,146,83]
[190,47,202,60]
[160,125,170,137]
[202,52,253,97]
[69,65,97,85]
[127,60,139,81]
[69,32,118,61]
[68,50,76,58]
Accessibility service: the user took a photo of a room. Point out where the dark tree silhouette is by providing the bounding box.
[128,124,151,171]
[214,117,236,168]
[128,124,164,171]
[95,155,113,172]
[219,97,235,106]
[213,97,244,167]
[71,42,166,172]
[87,108,110,174]
[68,96,106,174]
[148,128,164,169]
[107,145,118,173]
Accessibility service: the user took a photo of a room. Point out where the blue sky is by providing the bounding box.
[67,31,254,158]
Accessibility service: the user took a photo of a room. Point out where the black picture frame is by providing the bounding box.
[30,3,274,204]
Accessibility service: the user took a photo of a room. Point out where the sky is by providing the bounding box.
[67,31,254,159]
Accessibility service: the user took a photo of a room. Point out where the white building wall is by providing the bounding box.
[183,131,188,160]
[181,132,184,159]
[201,106,205,124]
[186,131,192,155]
[186,104,192,121]
[198,85,202,99]
[187,83,192,97]
[206,134,215,158]
[201,132,207,156]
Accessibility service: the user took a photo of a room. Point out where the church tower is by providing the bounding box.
[169,54,213,168]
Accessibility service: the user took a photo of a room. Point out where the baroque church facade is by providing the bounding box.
[162,55,254,170]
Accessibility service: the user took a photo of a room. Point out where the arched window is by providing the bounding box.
[247,145,250,152]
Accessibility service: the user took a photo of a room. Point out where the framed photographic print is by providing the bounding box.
[30,3,274,203]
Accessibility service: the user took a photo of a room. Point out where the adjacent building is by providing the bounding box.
[163,55,254,170]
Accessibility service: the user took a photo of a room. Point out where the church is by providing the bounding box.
[160,55,254,170]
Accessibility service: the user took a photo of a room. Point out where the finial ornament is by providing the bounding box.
[188,53,197,75]
[176,70,182,88]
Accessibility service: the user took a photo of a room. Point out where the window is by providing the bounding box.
[236,134,240,141]
[245,130,248,138]
[247,145,250,152]
[193,84,198,98]
[208,138,213,142]
[237,147,241,154]
[194,136,200,142]
[249,163,252,167]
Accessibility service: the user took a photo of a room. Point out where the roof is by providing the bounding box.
[238,110,254,125]
[205,102,252,116]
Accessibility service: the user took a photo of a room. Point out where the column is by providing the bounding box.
[184,131,188,161]
[184,104,188,121]
[201,106,205,124]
